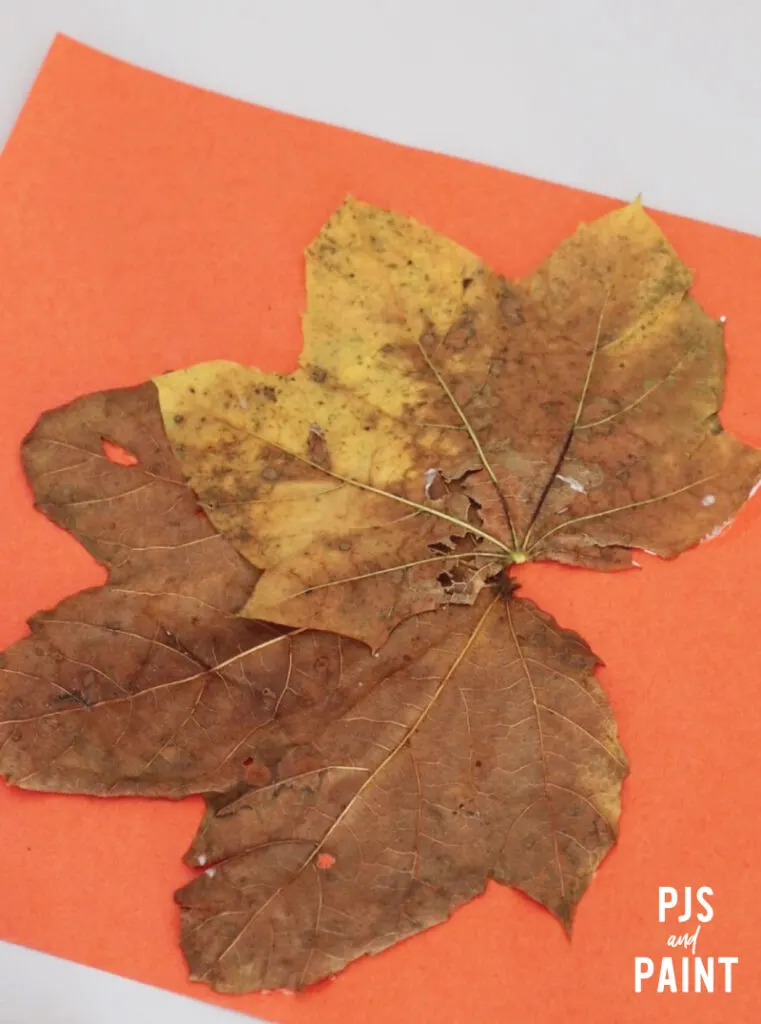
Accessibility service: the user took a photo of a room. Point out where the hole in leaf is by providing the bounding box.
[424,468,447,500]
[437,572,453,587]
[466,498,484,527]
[429,541,453,554]
[316,852,336,870]
[102,439,138,466]
[242,757,254,767]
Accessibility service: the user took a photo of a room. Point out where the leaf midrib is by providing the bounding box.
[198,593,502,978]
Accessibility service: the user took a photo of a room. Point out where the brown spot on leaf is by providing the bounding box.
[242,760,272,787]
[306,424,331,468]
[498,285,526,326]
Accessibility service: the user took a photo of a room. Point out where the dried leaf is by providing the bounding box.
[2,197,758,997]
[156,199,761,649]
[177,593,626,992]
[0,384,429,796]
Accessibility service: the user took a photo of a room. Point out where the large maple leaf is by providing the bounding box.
[0,383,431,797]
[156,199,761,648]
[1,199,758,993]
[177,592,625,992]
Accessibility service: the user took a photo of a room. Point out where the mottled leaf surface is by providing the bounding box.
[157,200,761,648]
[0,384,423,796]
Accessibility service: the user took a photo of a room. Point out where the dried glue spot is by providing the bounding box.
[317,852,336,870]
[702,494,716,507]
[102,439,138,466]
[719,315,727,324]
[557,473,585,494]
[206,867,217,878]
[197,854,207,867]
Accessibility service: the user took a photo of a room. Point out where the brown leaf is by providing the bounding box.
[156,199,761,648]
[438,205,761,568]
[4,197,756,997]
[176,592,626,992]
[0,383,425,796]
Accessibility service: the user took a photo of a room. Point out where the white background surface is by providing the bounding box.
[0,1,758,1022]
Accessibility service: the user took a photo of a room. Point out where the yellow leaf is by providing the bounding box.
[156,198,761,648]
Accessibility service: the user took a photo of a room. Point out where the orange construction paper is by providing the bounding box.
[1,34,761,1024]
